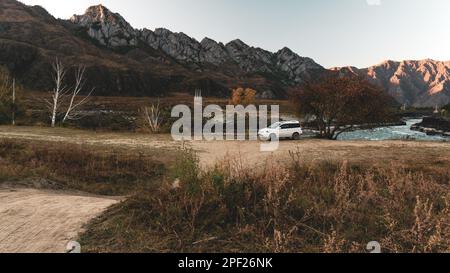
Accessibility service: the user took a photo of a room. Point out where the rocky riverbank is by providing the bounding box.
[411,117,450,137]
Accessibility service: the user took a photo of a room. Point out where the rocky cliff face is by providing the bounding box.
[334,60,450,107]
[140,28,202,63]
[199,38,229,65]
[275,47,323,84]
[70,5,323,86]
[70,5,138,48]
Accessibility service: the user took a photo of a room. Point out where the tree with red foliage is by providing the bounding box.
[291,75,393,140]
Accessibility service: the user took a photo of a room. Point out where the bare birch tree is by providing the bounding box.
[62,66,94,123]
[45,58,68,128]
[45,59,93,127]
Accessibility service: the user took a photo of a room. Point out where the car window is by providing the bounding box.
[280,123,301,129]
[269,123,280,129]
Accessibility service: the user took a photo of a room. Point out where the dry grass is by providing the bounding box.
[79,149,450,253]
[19,93,296,131]
[0,139,170,195]
[1,129,448,253]
[23,92,294,113]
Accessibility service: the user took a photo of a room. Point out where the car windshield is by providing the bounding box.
[269,123,281,129]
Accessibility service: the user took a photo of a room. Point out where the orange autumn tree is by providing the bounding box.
[229,87,257,106]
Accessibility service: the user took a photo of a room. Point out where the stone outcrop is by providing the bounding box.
[199,38,229,65]
[70,5,138,47]
[275,47,323,84]
[411,117,450,137]
[140,28,202,62]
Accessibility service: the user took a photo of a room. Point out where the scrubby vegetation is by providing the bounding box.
[1,137,448,253]
[79,149,450,253]
[444,103,450,117]
[229,87,257,106]
[0,139,168,195]
[0,67,25,125]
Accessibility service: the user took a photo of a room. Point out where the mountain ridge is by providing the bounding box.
[70,4,324,86]
[0,0,325,98]
[333,59,450,107]
[1,0,450,106]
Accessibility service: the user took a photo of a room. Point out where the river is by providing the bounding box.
[337,119,448,141]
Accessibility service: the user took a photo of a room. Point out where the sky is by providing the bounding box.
[20,0,450,68]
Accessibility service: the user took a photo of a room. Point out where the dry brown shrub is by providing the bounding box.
[77,150,450,253]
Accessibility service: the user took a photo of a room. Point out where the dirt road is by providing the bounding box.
[0,188,119,253]
[1,126,449,168]
[192,139,450,169]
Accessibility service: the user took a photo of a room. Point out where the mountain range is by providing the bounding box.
[333,60,450,107]
[1,0,449,107]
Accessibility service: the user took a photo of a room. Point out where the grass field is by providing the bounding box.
[0,125,449,253]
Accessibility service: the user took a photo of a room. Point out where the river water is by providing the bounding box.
[337,119,448,141]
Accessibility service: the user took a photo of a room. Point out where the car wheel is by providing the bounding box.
[269,134,278,141]
[292,132,300,140]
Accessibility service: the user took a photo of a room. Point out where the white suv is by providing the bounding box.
[258,121,303,141]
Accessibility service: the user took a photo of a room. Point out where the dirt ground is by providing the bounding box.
[1,126,449,168]
[1,126,450,253]
[194,139,450,171]
[0,187,119,253]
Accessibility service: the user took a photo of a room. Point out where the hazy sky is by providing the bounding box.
[20,0,450,68]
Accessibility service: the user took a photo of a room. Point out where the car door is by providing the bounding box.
[280,124,291,138]
[292,123,301,134]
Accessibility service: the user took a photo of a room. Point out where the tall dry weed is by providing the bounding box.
[80,149,450,253]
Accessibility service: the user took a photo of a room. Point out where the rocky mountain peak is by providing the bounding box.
[73,4,126,27]
[70,4,138,47]
[226,39,249,49]
[200,38,228,65]
[275,47,324,83]
[378,60,399,68]
[201,37,217,45]
[84,4,108,20]
[277,47,294,55]
[225,39,253,63]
